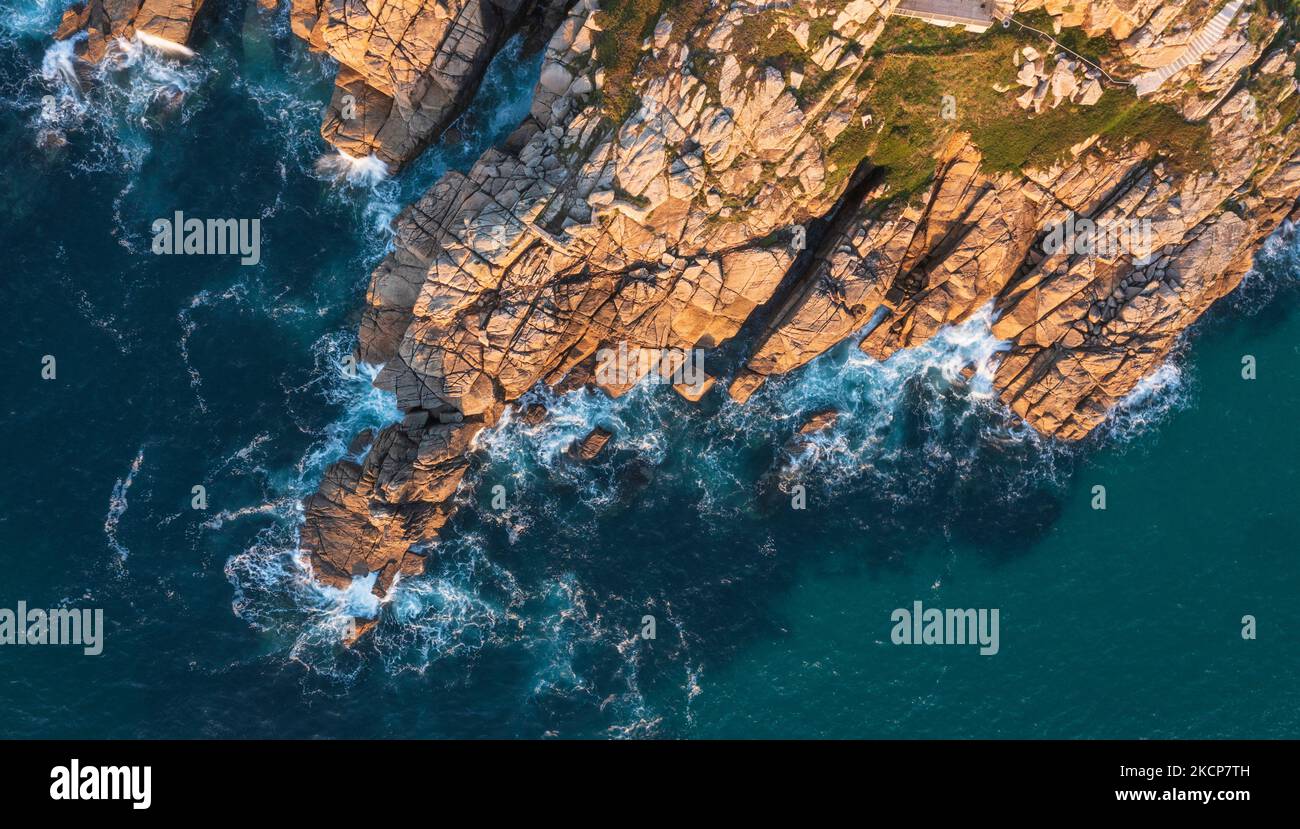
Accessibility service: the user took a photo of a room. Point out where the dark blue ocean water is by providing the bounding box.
[1,2,1298,738]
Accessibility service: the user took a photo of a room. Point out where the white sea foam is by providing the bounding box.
[66,281,136,353]
[0,0,64,41]
[201,498,291,531]
[221,329,404,675]
[1101,358,1191,444]
[1229,223,1300,316]
[104,449,145,560]
[732,302,1038,492]
[292,337,402,485]
[40,35,82,97]
[29,28,214,176]
[371,535,521,674]
[223,40,564,668]
[17,0,1287,732]
[133,30,195,60]
[313,150,390,186]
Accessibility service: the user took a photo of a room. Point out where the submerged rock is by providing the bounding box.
[146,83,185,121]
[343,616,379,648]
[346,428,375,457]
[35,129,67,151]
[517,402,548,427]
[798,408,841,435]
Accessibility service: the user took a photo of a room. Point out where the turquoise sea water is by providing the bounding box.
[0,2,1297,738]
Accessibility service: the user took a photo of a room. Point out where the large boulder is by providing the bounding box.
[290,0,543,170]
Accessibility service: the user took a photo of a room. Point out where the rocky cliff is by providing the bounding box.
[283,0,1299,621]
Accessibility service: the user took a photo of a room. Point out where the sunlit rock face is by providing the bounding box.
[289,0,544,171]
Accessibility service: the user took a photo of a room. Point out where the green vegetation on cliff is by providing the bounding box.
[843,15,1210,199]
[590,3,1215,210]
[592,0,711,123]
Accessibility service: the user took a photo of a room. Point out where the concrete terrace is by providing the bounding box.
[892,0,996,34]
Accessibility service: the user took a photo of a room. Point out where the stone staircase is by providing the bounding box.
[1133,0,1245,96]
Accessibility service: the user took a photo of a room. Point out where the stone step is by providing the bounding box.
[1133,0,1244,96]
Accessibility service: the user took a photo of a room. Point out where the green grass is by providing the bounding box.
[726,5,855,108]
[1261,0,1297,36]
[835,54,944,196]
[1012,9,1114,66]
[591,0,712,124]
[834,14,1212,198]
[590,0,666,123]
[730,14,806,69]
[972,90,1211,173]
[1244,17,1300,137]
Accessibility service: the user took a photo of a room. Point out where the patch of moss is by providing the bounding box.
[1276,92,1300,134]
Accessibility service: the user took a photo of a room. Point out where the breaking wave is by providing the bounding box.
[1101,358,1192,445]
[313,150,389,187]
[104,448,145,561]
[30,32,215,176]
[1228,222,1300,316]
[222,332,402,682]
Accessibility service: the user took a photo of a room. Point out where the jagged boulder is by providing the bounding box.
[290,0,544,170]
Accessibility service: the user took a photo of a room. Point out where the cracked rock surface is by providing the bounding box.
[290,0,544,170]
